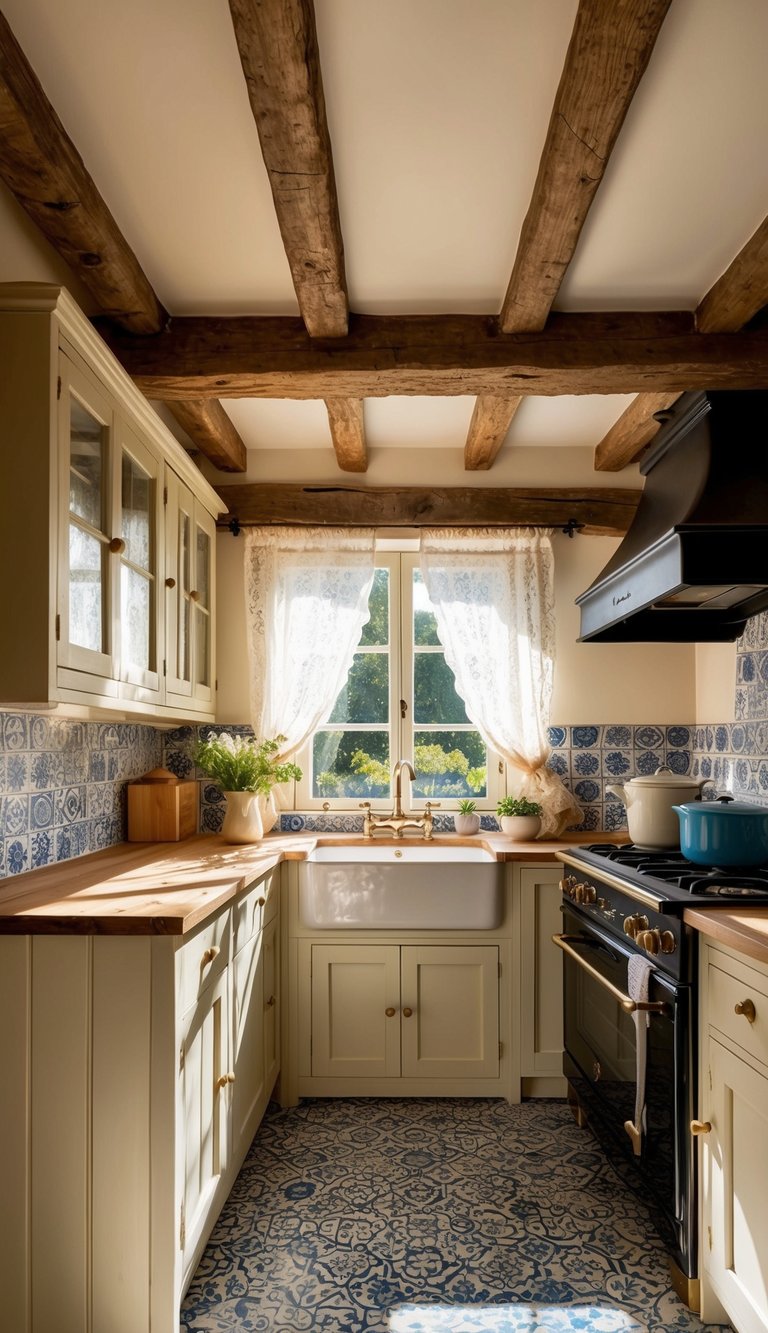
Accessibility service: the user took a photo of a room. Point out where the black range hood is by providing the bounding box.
[578,389,768,642]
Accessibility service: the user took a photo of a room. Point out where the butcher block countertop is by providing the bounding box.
[0,830,618,936]
[685,906,768,969]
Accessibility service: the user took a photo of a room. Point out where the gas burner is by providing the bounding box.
[689,877,768,897]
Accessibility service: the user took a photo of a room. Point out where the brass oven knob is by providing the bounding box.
[638,928,677,957]
[583,885,597,904]
[623,914,649,939]
[660,930,677,954]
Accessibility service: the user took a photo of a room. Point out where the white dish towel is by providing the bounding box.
[626,954,654,1154]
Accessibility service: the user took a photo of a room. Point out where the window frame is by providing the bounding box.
[295,550,504,811]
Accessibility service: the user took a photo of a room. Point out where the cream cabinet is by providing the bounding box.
[699,939,768,1332]
[519,864,567,1095]
[0,866,281,1333]
[0,283,221,720]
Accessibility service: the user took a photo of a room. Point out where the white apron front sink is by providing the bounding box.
[298,843,503,929]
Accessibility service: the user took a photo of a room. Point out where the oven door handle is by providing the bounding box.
[552,934,669,1015]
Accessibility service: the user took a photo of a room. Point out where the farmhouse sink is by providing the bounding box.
[298,843,503,929]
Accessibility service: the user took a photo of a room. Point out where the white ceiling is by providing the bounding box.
[1,0,766,462]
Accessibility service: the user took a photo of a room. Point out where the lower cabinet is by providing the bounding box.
[699,939,768,1332]
[518,864,566,1092]
[308,943,500,1085]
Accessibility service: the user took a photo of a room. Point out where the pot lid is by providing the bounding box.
[677,795,767,815]
[626,766,701,788]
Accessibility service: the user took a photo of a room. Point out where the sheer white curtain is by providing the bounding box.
[420,527,581,837]
[244,526,376,827]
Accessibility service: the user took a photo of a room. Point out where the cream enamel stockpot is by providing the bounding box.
[606,766,707,849]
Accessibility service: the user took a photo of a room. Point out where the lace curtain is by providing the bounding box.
[244,526,376,827]
[420,528,581,837]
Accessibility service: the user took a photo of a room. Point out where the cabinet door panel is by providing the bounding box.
[311,945,400,1077]
[181,971,229,1271]
[520,866,564,1077]
[401,946,499,1079]
[705,1037,768,1333]
[231,933,265,1149]
[263,918,279,1094]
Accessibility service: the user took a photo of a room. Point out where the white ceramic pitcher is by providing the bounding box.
[606,766,707,849]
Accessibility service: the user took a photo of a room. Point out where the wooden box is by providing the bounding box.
[127,768,198,842]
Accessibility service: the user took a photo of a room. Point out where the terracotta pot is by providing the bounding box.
[221,791,263,844]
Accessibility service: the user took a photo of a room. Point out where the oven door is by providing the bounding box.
[556,905,695,1278]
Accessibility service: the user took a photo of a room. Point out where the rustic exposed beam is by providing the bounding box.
[595,214,768,471]
[228,0,348,338]
[165,400,247,473]
[464,396,523,470]
[96,310,768,401]
[0,11,166,334]
[215,483,641,536]
[500,0,672,335]
[324,399,367,472]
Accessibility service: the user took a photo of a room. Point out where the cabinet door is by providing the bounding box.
[704,1037,768,1333]
[191,504,215,706]
[311,945,400,1077]
[519,866,564,1077]
[115,419,162,700]
[57,352,118,686]
[180,970,229,1274]
[401,946,499,1079]
[263,917,279,1095]
[231,932,265,1151]
[166,470,215,710]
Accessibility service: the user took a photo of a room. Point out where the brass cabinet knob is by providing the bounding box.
[257,896,266,907]
[201,945,220,967]
[690,1120,712,1136]
[189,589,201,603]
[165,576,176,589]
[217,1072,236,1088]
[385,1007,397,1017]
[402,1007,413,1018]
[266,995,276,1008]
[735,998,757,1024]
[108,536,126,554]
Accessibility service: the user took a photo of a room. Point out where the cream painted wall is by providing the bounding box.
[215,529,697,727]
[695,642,736,723]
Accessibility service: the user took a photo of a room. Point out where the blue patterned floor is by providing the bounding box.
[181,1099,729,1332]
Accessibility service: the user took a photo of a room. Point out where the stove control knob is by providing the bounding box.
[573,881,592,904]
[582,885,597,904]
[623,914,649,939]
[559,876,577,898]
[638,928,677,956]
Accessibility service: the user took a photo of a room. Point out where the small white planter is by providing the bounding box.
[499,814,541,840]
[454,813,481,836]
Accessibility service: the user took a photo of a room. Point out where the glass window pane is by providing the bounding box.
[359,568,389,646]
[121,453,152,571]
[196,528,210,608]
[179,598,190,682]
[313,730,390,799]
[413,569,440,646]
[121,565,151,670]
[179,512,190,592]
[195,608,210,687]
[414,652,469,724]
[328,653,388,724]
[412,730,487,799]
[69,398,105,529]
[69,523,104,652]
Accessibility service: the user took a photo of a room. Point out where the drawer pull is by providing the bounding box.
[201,945,220,967]
[735,998,757,1024]
[108,536,126,554]
[402,1007,414,1018]
[266,994,276,1008]
[258,896,266,907]
[217,1072,236,1088]
[385,1006,397,1017]
[690,1120,712,1136]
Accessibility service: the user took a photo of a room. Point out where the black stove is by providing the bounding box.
[566,842,768,904]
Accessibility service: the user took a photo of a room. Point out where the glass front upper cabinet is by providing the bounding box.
[116,421,161,697]
[165,468,215,711]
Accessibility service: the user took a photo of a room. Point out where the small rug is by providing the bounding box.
[181,1098,728,1332]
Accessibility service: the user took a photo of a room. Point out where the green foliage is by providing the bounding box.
[458,799,477,814]
[351,749,391,789]
[193,732,302,795]
[496,795,542,818]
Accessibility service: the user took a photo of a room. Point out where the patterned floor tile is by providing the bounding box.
[181,1100,729,1333]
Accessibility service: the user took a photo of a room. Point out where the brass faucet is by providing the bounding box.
[359,759,441,839]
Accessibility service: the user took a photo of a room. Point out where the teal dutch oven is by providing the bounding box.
[673,794,768,866]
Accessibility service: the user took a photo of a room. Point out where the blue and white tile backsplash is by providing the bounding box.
[4,609,768,878]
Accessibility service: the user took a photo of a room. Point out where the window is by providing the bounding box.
[297,554,502,809]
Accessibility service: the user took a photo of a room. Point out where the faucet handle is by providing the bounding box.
[358,801,371,809]
[424,801,441,810]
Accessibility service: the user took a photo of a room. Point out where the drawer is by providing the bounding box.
[708,957,768,1070]
[233,870,278,955]
[177,909,231,1012]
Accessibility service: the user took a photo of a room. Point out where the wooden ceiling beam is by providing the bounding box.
[97,310,768,400]
[228,0,348,339]
[0,10,248,472]
[499,0,672,336]
[324,398,367,472]
[216,483,641,537]
[595,214,768,471]
[464,396,523,471]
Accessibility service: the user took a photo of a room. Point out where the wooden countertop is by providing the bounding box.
[0,830,616,936]
[685,906,768,968]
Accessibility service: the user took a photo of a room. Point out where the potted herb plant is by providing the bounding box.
[193,731,302,843]
[454,798,481,836]
[496,795,543,841]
